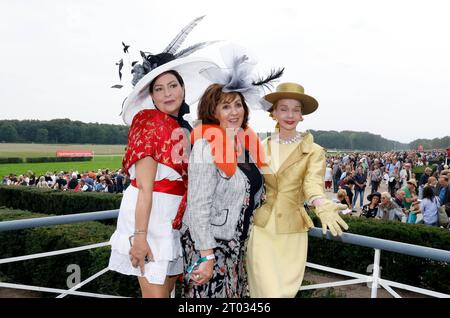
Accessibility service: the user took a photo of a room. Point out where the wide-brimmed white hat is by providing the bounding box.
[122,56,218,125]
[112,16,219,125]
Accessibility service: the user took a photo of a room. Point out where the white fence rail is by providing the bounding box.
[0,210,449,298]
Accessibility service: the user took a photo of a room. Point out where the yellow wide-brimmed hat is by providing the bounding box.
[263,82,319,115]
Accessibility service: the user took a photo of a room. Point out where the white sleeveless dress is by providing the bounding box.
[108,163,184,284]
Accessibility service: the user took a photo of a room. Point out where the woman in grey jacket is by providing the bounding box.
[180,47,283,297]
[181,83,266,298]
[376,192,407,222]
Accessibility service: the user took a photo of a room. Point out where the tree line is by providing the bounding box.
[408,136,450,152]
[0,119,128,144]
[310,130,409,151]
[0,119,448,151]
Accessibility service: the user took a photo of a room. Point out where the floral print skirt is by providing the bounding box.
[181,197,254,298]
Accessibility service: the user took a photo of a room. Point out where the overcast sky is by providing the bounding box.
[1,0,449,143]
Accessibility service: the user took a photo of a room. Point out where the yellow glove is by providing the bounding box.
[314,199,349,236]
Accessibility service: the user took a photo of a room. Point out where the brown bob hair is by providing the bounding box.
[197,84,249,129]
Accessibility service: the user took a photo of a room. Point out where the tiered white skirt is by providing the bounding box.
[108,165,184,285]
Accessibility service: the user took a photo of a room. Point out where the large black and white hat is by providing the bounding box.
[113,16,219,125]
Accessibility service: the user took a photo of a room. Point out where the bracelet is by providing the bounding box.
[134,230,147,235]
[202,254,215,261]
[186,254,215,274]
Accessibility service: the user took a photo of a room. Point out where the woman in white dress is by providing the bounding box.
[107,17,218,297]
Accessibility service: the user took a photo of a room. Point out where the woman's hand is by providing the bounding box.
[314,199,349,236]
[129,235,154,276]
[190,259,214,285]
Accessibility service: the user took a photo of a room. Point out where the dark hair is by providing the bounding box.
[149,70,184,94]
[197,83,249,129]
[422,186,435,200]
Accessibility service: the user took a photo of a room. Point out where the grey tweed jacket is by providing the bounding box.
[182,139,264,251]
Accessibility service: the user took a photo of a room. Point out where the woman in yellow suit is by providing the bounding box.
[246,82,349,298]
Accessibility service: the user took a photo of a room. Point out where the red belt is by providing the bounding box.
[131,178,186,196]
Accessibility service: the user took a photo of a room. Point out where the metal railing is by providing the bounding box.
[0,209,449,298]
[303,228,450,298]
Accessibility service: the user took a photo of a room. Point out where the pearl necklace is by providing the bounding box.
[274,132,302,144]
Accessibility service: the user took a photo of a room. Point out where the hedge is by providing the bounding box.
[0,186,122,216]
[25,157,93,163]
[0,157,24,164]
[307,212,450,294]
[0,208,140,297]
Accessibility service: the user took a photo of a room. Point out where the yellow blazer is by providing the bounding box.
[254,132,326,233]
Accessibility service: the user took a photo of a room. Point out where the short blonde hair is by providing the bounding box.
[337,189,347,200]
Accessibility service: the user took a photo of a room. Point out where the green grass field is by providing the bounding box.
[0,155,123,176]
[0,143,125,176]
[0,143,126,158]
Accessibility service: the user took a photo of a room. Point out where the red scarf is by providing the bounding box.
[190,124,265,176]
[173,124,265,230]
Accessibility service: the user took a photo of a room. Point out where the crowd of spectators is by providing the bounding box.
[2,168,129,194]
[327,149,450,228]
[2,148,449,228]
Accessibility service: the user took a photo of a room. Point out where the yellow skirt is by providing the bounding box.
[246,211,308,298]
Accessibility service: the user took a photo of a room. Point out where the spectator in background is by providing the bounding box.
[385,158,394,175]
[420,186,440,226]
[393,157,401,170]
[324,164,333,192]
[53,173,68,190]
[36,176,50,188]
[95,176,107,192]
[337,188,351,208]
[2,176,10,185]
[9,174,18,185]
[359,158,369,173]
[361,192,381,218]
[394,189,406,209]
[352,166,367,210]
[67,172,78,191]
[115,169,124,193]
[79,179,93,192]
[84,173,95,188]
[436,175,450,217]
[402,179,418,210]
[104,175,115,193]
[17,175,28,186]
[369,164,382,194]
[44,172,54,187]
[399,163,412,188]
[388,166,400,197]
[341,178,355,210]
[419,167,433,199]
[332,161,342,193]
[427,176,438,195]
[28,173,36,186]
[407,201,421,224]
[339,165,352,183]
[376,192,407,222]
